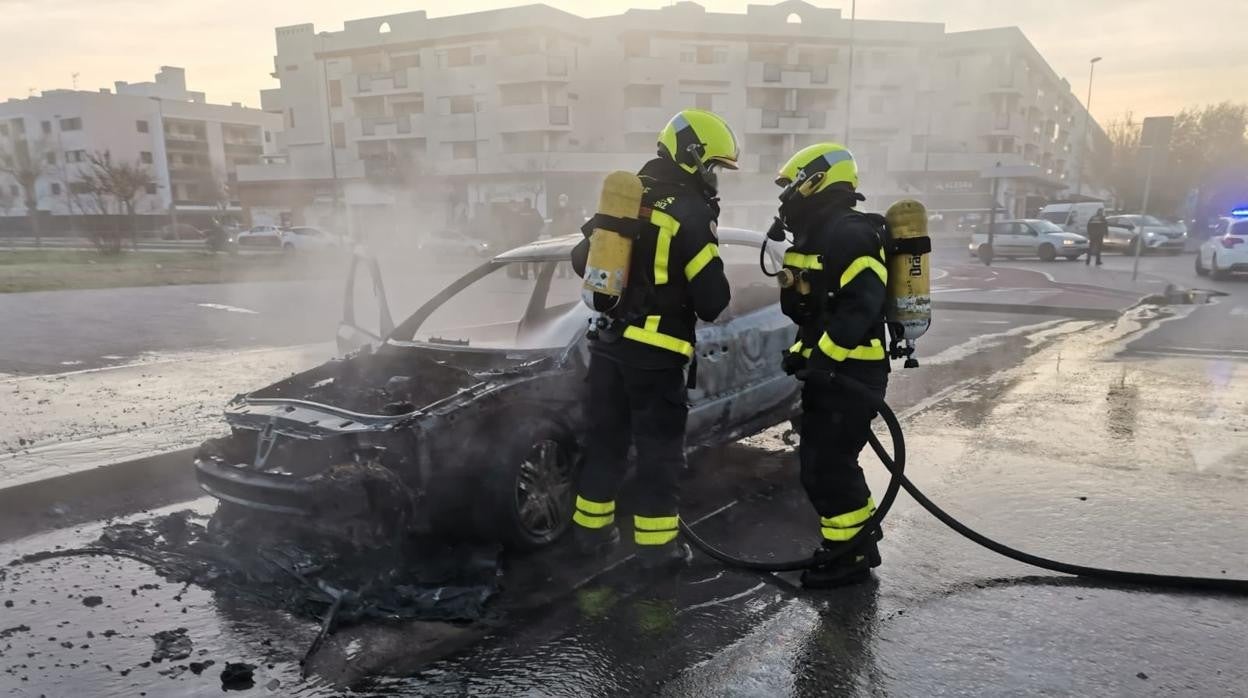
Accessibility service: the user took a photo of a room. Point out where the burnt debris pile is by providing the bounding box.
[12,510,501,626]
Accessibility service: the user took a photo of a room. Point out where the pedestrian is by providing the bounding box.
[1086,208,1107,266]
[569,109,736,569]
[772,143,890,588]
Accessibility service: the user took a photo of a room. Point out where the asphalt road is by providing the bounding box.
[1,310,1244,695]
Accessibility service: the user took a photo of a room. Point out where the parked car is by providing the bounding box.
[193,229,800,549]
[968,219,1088,261]
[1037,201,1108,236]
[235,225,344,253]
[1195,217,1248,279]
[415,227,493,260]
[234,225,284,249]
[1104,214,1187,254]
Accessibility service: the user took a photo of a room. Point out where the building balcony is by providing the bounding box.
[623,106,669,134]
[890,151,1027,174]
[432,113,484,142]
[358,114,426,139]
[495,53,571,83]
[745,108,832,133]
[352,68,422,96]
[677,61,737,83]
[746,62,835,88]
[624,56,667,85]
[495,104,570,133]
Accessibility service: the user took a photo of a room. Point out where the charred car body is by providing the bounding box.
[195,230,799,549]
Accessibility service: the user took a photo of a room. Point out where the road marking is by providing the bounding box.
[1129,348,1248,361]
[0,342,328,384]
[197,303,259,315]
[1231,307,1248,317]
[976,320,1012,324]
[930,268,949,281]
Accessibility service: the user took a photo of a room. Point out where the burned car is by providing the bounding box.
[195,229,799,549]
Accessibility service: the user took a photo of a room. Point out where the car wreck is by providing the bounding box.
[195,230,799,548]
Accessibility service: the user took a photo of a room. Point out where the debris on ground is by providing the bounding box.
[150,628,193,663]
[0,625,31,639]
[81,595,103,608]
[220,662,256,691]
[188,659,215,675]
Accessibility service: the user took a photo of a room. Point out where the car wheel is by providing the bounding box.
[487,426,576,550]
[976,244,992,264]
[1195,252,1209,277]
[1038,243,1057,262]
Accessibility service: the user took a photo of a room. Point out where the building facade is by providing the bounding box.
[0,67,282,234]
[242,0,1110,237]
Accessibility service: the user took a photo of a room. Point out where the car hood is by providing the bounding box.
[1050,232,1088,242]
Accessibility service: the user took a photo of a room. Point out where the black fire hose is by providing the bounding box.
[679,371,1248,595]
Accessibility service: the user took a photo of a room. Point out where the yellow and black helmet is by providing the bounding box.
[776,143,859,198]
[657,109,740,174]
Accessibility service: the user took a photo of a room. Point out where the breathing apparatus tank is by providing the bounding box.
[581,171,645,313]
[883,199,932,367]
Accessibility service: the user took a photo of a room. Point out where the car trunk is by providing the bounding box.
[246,348,480,416]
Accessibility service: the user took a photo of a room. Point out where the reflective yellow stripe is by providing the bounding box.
[821,525,862,541]
[634,515,679,531]
[820,498,876,529]
[636,529,680,545]
[789,340,803,353]
[634,515,679,545]
[817,335,885,362]
[783,251,823,270]
[802,348,813,358]
[684,243,719,281]
[652,210,679,285]
[839,255,888,288]
[576,496,615,515]
[574,510,614,529]
[622,316,694,357]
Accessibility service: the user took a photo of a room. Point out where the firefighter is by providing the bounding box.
[773,143,890,588]
[569,109,735,568]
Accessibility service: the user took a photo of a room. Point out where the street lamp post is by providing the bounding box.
[1073,56,1102,197]
[149,97,179,240]
[843,0,857,146]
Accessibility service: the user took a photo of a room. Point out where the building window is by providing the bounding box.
[328,80,342,107]
[331,122,346,148]
[140,151,153,164]
[288,108,296,128]
[623,36,650,59]
[66,150,86,163]
[137,120,149,133]
[451,141,477,160]
[69,182,91,195]
[51,182,62,195]
[146,183,158,195]
[390,53,420,70]
[45,152,56,165]
[439,47,474,68]
[59,117,82,131]
[41,121,52,135]
[449,95,476,114]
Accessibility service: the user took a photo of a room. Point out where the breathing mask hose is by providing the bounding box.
[679,373,1248,595]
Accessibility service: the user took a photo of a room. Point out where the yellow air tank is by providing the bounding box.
[884,199,932,367]
[582,171,645,313]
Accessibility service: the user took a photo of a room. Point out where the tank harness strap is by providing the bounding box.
[581,212,656,240]
[892,236,932,255]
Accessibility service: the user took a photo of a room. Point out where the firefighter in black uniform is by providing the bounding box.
[570,109,735,568]
[773,143,890,588]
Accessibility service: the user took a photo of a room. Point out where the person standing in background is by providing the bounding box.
[1085,209,1107,266]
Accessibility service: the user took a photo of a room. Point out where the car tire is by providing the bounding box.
[487,423,577,551]
[1195,252,1209,277]
[1038,243,1057,262]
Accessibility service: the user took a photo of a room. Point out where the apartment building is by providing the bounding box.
[0,67,281,234]
[241,0,1109,236]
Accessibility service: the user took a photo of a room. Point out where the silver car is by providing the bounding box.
[969,219,1089,261]
[1105,214,1187,254]
[195,229,800,549]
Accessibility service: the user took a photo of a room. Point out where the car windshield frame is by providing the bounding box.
[1030,220,1065,234]
[1039,212,1069,225]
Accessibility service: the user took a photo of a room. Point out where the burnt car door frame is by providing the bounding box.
[339,245,396,354]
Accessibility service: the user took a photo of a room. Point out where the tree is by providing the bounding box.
[76,151,153,253]
[0,137,52,247]
[1104,113,1141,209]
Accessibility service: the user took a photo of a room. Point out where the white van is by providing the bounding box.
[1037,202,1108,235]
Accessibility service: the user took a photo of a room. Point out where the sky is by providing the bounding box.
[2,0,1245,123]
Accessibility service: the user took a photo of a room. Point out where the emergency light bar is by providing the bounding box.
[1231,207,1248,217]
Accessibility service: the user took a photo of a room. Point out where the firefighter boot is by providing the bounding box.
[636,540,694,570]
[800,528,882,589]
[572,525,620,558]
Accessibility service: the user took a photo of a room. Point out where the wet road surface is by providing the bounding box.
[3,308,1246,695]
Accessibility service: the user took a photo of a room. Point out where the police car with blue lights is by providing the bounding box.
[1195,208,1248,279]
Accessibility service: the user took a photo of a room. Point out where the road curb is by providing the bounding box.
[933,300,1123,320]
[0,446,199,543]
